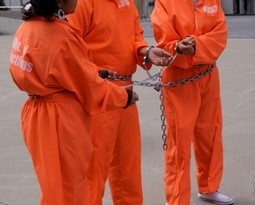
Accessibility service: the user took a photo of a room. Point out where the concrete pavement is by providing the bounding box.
[1,15,255,205]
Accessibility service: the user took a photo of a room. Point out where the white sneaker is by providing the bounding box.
[198,191,234,205]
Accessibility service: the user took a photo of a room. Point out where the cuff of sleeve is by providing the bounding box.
[98,70,109,79]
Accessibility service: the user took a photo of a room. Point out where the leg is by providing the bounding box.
[22,93,93,205]
[108,105,143,205]
[193,68,223,193]
[163,80,201,205]
[193,68,234,205]
[87,110,120,205]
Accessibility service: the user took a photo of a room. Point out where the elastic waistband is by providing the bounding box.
[28,90,74,101]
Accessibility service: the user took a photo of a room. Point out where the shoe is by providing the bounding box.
[198,191,234,205]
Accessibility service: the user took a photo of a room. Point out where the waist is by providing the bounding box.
[28,90,72,100]
[163,63,216,82]
[108,74,132,81]
[104,73,133,87]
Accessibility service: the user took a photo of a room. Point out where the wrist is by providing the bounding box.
[98,70,109,79]
[174,41,182,54]
[144,46,154,64]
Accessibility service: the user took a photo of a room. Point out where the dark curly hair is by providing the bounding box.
[22,0,60,21]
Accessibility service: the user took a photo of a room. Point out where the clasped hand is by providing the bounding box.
[177,36,195,55]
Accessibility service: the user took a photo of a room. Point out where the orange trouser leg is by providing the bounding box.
[21,93,93,205]
[193,68,223,193]
[88,105,143,205]
[163,68,223,205]
[87,110,119,205]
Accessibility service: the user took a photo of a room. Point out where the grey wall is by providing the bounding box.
[247,0,255,14]
[218,0,254,15]
[142,0,255,17]
[222,0,235,14]
[2,0,255,17]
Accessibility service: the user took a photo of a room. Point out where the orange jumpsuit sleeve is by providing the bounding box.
[190,6,227,65]
[49,38,128,114]
[132,3,150,68]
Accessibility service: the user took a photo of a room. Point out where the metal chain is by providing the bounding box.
[122,79,160,89]
[156,62,216,150]
[108,75,132,81]
[158,78,168,150]
[162,62,216,88]
[109,62,216,150]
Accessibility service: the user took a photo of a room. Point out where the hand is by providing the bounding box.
[177,36,195,55]
[130,91,139,105]
[149,47,174,66]
[183,36,195,47]
[124,90,139,108]
[98,70,116,79]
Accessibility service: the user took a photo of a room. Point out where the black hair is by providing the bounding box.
[22,0,59,21]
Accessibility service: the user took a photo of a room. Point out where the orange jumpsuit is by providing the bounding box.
[9,17,129,205]
[151,0,227,204]
[67,0,148,204]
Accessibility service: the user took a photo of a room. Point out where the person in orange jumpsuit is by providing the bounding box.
[9,0,139,204]
[67,0,173,204]
[151,0,235,205]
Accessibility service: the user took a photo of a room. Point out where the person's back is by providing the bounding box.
[11,16,131,112]
[11,18,88,95]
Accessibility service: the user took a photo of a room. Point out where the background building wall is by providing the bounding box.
[1,0,255,17]
[137,0,255,18]
[222,0,235,14]
[222,0,255,14]
[247,0,255,14]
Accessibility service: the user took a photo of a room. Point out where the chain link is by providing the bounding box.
[122,78,160,89]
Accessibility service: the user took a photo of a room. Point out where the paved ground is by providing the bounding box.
[0,14,255,205]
